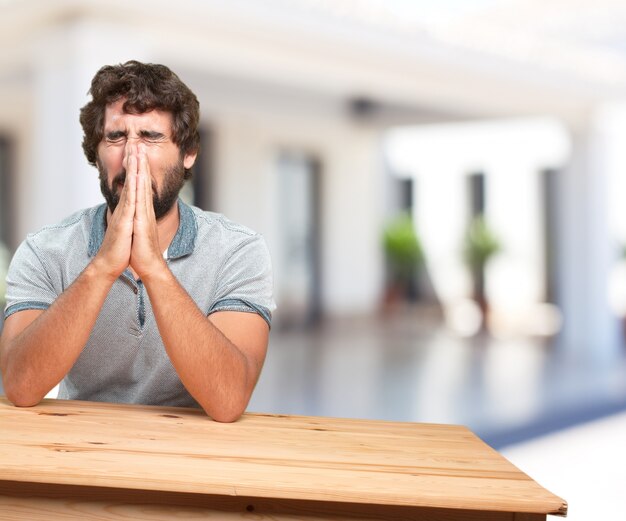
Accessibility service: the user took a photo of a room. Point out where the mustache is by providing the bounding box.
[111,170,157,192]
[112,171,126,186]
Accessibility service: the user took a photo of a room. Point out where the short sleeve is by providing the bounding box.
[4,237,57,318]
[208,234,275,327]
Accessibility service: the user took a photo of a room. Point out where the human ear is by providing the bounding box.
[183,152,197,170]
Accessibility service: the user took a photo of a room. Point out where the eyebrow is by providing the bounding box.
[138,130,167,140]
[105,130,127,140]
[104,130,168,140]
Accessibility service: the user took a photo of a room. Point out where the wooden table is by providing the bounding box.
[0,397,566,520]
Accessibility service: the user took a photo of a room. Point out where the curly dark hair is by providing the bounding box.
[79,60,200,179]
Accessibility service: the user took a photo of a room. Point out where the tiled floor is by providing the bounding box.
[249,306,626,448]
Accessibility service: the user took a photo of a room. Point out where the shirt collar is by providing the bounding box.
[168,199,197,259]
[88,199,197,259]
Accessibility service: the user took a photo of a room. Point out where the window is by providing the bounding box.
[277,151,322,328]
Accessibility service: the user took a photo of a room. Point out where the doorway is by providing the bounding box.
[277,151,322,328]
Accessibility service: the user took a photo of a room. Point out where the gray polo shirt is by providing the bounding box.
[4,200,275,408]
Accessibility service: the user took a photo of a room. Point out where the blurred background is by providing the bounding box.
[1,0,626,518]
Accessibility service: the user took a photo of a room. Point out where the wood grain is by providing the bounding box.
[0,397,567,519]
[0,483,546,520]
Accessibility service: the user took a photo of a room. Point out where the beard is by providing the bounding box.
[97,156,186,220]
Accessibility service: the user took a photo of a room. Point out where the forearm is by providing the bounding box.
[143,266,252,422]
[130,147,265,421]
[0,260,116,405]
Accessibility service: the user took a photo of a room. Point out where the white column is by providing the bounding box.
[321,128,386,315]
[556,116,621,362]
[416,165,470,304]
[487,160,544,311]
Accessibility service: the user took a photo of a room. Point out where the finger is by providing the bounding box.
[126,154,137,212]
[135,162,145,222]
[111,168,134,222]
[135,145,145,210]
[138,145,154,220]
[123,139,134,171]
[118,143,136,213]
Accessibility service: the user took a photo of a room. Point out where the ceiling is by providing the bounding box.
[1,0,625,125]
[297,0,626,89]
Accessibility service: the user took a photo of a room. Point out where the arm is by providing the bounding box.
[0,157,139,406]
[0,263,117,406]
[130,146,270,422]
[144,269,269,422]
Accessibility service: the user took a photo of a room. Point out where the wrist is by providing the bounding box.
[88,255,124,285]
[135,257,170,286]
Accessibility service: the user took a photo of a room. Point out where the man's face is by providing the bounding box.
[96,99,196,219]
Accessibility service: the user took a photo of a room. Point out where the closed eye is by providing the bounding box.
[104,131,127,144]
[103,130,169,145]
[139,130,168,143]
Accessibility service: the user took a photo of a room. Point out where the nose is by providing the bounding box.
[124,140,139,155]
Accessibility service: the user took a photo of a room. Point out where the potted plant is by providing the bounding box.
[463,215,501,316]
[382,213,424,308]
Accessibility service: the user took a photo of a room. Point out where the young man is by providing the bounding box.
[0,61,274,422]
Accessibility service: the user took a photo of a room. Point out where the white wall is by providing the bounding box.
[191,80,387,316]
